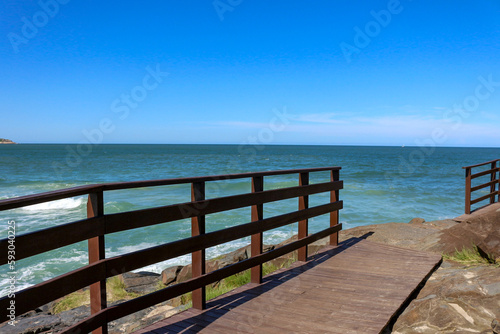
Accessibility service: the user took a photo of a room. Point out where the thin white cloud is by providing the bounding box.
[290,112,347,124]
[206,121,271,129]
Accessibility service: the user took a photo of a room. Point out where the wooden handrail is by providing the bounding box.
[464,160,500,214]
[462,159,500,169]
[0,181,342,264]
[0,167,341,211]
[0,167,343,333]
[102,167,341,191]
[0,184,102,211]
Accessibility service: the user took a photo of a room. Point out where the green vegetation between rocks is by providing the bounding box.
[52,256,297,314]
[442,245,496,266]
[52,276,139,314]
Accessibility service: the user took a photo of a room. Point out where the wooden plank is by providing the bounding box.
[135,239,441,334]
[0,184,100,211]
[471,167,499,179]
[105,181,343,234]
[471,179,498,192]
[0,260,107,316]
[0,216,105,264]
[471,191,499,205]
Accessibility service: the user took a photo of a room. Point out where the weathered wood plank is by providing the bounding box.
[136,238,441,334]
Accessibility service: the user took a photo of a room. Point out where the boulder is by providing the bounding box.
[0,300,180,334]
[392,261,500,333]
[425,203,500,255]
[176,264,192,283]
[161,265,183,286]
[120,271,160,294]
[477,230,500,261]
[0,305,89,334]
[0,314,62,334]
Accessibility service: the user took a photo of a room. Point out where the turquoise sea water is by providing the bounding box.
[1,144,499,296]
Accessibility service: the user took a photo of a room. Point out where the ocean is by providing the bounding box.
[1,144,498,296]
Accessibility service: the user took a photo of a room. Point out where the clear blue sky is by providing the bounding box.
[1,0,499,146]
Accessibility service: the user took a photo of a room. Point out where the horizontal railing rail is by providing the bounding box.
[463,159,500,214]
[0,167,342,334]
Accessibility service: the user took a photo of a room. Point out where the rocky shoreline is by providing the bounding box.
[2,203,499,333]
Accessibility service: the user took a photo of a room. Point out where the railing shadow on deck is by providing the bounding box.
[147,237,364,334]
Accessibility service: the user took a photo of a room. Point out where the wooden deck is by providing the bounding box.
[134,238,442,334]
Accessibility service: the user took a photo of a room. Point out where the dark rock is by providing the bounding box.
[58,305,90,327]
[161,265,183,285]
[0,305,90,334]
[492,318,500,334]
[120,271,160,294]
[107,302,179,333]
[0,314,61,334]
[392,261,500,333]
[0,300,181,334]
[477,230,500,261]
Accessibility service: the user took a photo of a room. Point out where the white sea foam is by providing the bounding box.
[106,242,162,258]
[0,262,48,297]
[22,197,85,211]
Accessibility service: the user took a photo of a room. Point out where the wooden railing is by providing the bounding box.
[463,159,500,214]
[0,167,343,333]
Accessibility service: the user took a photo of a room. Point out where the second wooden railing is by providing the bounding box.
[463,159,500,214]
[0,167,343,333]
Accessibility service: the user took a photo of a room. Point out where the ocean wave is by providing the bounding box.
[106,242,162,258]
[22,197,85,212]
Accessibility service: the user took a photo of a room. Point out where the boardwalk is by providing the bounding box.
[135,238,442,334]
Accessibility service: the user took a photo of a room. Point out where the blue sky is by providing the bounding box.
[1,0,499,146]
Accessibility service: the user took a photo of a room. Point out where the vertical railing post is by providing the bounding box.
[490,161,498,205]
[497,160,500,203]
[87,190,107,334]
[298,172,309,262]
[330,169,340,246]
[251,176,264,284]
[465,167,472,214]
[191,181,206,310]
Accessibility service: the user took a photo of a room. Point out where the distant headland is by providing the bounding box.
[0,138,16,144]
